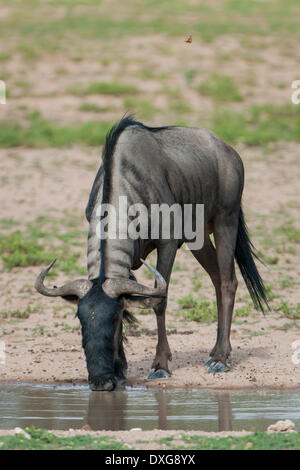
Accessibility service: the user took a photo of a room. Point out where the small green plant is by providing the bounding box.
[259,253,279,265]
[32,325,46,337]
[233,304,253,319]
[192,278,202,292]
[243,328,266,337]
[264,284,278,301]
[273,321,299,332]
[273,224,300,244]
[0,218,20,229]
[54,322,80,332]
[178,294,198,309]
[278,301,300,320]
[279,278,296,289]
[178,295,217,323]
[0,306,32,320]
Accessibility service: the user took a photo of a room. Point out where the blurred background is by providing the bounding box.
[1,0,300,143]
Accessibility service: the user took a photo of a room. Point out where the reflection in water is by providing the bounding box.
[87,391,128,431]
[216,393,232,431]
[0,385,299,432]
[154,389,169,430]
[85,388,233,431]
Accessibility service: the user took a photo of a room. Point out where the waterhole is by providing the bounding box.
[0,384,299,432]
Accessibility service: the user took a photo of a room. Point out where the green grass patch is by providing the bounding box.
[0,216,86,275]
[124,97,157,119]
[0,306,33,320]
[0,426,129,450]
[0,111,112,147]
[277,301,300,320]
[273,223,300,244]
[17,43,41,61]
[32,325,46,337]
[0,53,11,62]
[1,0,300,61]
[272,321,300,331]
[211,104,300,146]
[197,74,243,102]
[70,82,138,96]
[2,427,300,450]
[192,278,202,292]
[233,303,254,319]
[0,231,54,268]
[175,431,300,450]
[258,252,279,265]
[79,102,107,113]
[183,69,197,85]
[178,295,217,323]
[54,321,80,332]
[279,277,296,289]
[169,99,192,115]
[3,102,300,148]
[0,218,20,229]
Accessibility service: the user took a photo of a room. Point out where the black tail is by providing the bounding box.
[235,208,269,313]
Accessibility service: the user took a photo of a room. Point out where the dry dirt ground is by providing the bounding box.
[0,428,252,450]
[0,3,300,398]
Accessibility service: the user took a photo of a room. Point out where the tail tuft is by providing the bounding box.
[235,208,269,313]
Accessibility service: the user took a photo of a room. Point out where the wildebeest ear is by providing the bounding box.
[122,294,163,310]
[60,294,81,305]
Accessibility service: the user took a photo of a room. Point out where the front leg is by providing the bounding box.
[148,242,177,380]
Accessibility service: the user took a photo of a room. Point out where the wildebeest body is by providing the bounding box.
[35,117,268,390]
[87,123,243,280]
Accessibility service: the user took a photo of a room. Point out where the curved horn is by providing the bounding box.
[102,259,166,299]
[35,259,92,299]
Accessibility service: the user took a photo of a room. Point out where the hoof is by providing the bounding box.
[204,358,213,367]
[148,368,171,379]
[207,361,230,373]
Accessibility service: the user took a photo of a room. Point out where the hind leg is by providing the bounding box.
[190,232,229,372]
[208,211,239,371]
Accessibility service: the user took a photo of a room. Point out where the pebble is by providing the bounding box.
[80,424,92,431]
[267,419,296,433]
[13,427,31,439]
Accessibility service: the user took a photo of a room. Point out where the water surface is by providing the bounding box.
[0,384,299,432]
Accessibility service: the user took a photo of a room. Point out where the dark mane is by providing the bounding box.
[102,115,169,204]
[99,115,169,282]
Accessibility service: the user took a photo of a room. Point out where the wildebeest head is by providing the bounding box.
[35,259,166,391]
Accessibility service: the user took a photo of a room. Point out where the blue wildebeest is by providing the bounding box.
[35,116,268,391]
